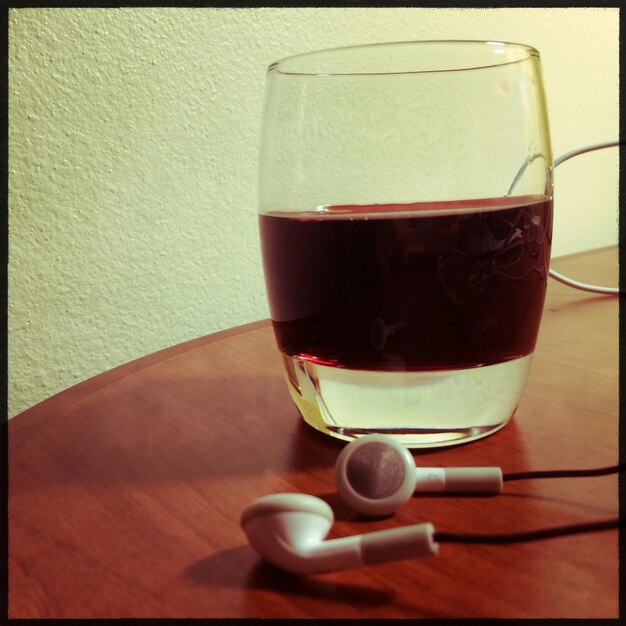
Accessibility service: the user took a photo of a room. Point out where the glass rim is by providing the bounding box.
[268,39,540,76]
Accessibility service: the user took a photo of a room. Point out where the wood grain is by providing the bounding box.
[8,247,619,618]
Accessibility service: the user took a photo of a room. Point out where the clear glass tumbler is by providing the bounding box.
[258,40,553,448]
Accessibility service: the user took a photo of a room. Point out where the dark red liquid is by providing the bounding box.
[259,196,552,371]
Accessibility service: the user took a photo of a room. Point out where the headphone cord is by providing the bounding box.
[508,140,621,295]
[434,462,623,544]
[551,140,621,295]
[502,462,626,482]
[434,518,621,545]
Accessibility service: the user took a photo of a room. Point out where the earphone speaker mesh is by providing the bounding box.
[345,442,406,500]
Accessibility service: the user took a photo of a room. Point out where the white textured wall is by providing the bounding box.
[8,8,619,417]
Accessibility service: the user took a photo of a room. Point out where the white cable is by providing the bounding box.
[550,140,621,295]
[548,267,619,295]
[553,140,620,167]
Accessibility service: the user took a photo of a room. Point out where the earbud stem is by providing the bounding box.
[444,467,503,493]
[360,522,439,565]
[415,467,503,493]
[306,524,438,572]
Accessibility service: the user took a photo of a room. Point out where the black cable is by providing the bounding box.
[435,464,623,545]
[434,518,622,545]
[502,463,625,482]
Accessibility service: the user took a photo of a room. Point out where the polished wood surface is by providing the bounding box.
[8,247,619,618]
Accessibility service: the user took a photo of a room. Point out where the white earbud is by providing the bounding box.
[240,492,438,574]
[335,434,503,516]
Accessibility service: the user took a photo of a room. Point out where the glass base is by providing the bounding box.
[282,354,532,448]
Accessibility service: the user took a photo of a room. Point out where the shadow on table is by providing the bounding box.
[184,544,394,608]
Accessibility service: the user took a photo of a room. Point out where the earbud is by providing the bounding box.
[240,492,438,574]
[335,434,503,516]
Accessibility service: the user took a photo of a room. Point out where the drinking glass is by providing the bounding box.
[258,40,553,448]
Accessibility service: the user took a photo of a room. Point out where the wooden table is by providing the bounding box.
[7,247,620,618]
